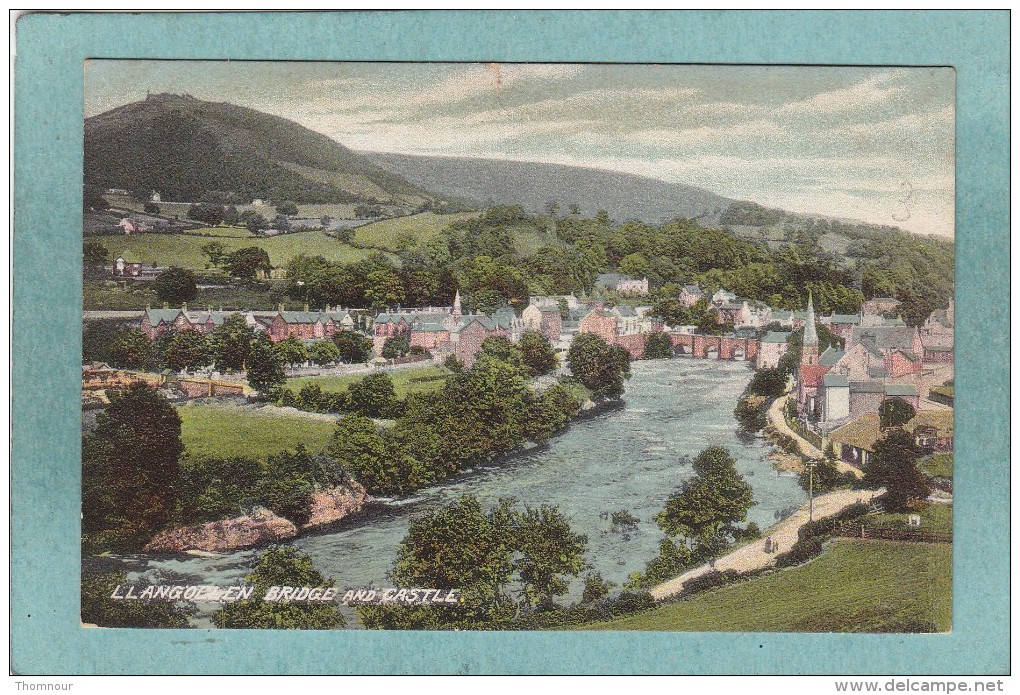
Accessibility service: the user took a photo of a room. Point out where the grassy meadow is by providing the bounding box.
[921,453,954,478]
[587,540,951,632]
[353,211,480,250]
[97,230,380,269]
[863,503,953,536]
[177,402,336,460]
[285,366,450,399]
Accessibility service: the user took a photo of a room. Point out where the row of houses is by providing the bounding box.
[139,304,357,343]
[791,292,955,466]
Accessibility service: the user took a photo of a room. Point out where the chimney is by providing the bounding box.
[303,302,310,312]
[181,302,187,313]
[163,301,169,309]
[278,303,285,313]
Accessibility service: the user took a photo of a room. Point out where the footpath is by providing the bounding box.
[767,392,863,478]
[650,487,882,601]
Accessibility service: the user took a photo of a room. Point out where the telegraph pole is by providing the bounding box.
[807,460,817,522]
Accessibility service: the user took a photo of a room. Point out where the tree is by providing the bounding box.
[82,571,190,628]
[518,331,558,377]
[347,373,399,418]
[188,203,224,225]
[799,456,846,495]
[273,336,308,366]
[656,446,754,562]
[879,397,916,429]
[201,241,228,269]
[642,332,675,359]
[381,334,410,360]
[365,269,406,307]
[567,332,631,400]
[226,246,271,279]
[239,211,268,234]
[210,314,255,371]
[581,572,614,604]
[747,368,788,399]
[83,241,109,270]
[333,330,372,363]
[865,429,931,512]
[568,203,581,216]
[327,414,422,495]
[82,383,183,551]
[108,328,151,368]
[512,505,589,610]
[246,336,286,395]
[153,267,197,305]
[213,547,346,629]
[308,340,340,366]
[360,495,591,628]
[165,329,212,371]
[83,185,110,211]
[276,200,299,216]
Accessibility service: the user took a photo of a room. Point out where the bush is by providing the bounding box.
[733,522,762,541]
[679,569,741,597]
[775,536,824,567]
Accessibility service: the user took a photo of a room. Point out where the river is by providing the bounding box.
[92,358,807,626]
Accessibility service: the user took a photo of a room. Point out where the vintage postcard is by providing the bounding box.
[77,61,958,634]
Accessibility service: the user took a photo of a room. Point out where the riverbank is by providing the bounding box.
[650,487,881,600]
[94,359,806,625]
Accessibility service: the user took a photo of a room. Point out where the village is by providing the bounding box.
[84,270,954,479]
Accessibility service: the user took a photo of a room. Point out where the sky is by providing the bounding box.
[85,61,955,237]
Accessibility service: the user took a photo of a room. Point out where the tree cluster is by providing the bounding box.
[631,447,755,587]
[567,332,632,400]
[325,347,583,496]
[358,494,589,629]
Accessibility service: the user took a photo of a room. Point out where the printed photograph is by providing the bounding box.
[80,62,955,632]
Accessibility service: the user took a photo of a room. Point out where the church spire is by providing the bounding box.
[801,290,819,366]
[452,290,462,324]
[804,290,818,346]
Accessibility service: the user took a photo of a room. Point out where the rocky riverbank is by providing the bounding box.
[144,483,369,553]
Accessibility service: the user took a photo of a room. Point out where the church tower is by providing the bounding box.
[801,291,819,366]
[452,290,463,325]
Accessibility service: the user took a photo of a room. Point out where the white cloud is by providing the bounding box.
[780,72,905,115]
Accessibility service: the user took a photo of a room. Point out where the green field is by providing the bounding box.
[511,225,565,256]
[83,281,159,310]
[98,231,379,269]
[285,366,450,399]
[177,226,255,238]
[864,504,953,535]
[921,453,954,478]
[353,211,480,250]
[83,280,298,311]
[588,540,951,632]
[177,402,336,460]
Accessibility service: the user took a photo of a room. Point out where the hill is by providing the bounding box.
[360,151,734,225]
[84,93,439,208]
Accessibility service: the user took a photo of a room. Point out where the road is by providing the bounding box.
[649,487,883,601]
[767,392,863,478]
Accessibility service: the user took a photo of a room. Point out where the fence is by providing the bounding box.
[834,523,952,544]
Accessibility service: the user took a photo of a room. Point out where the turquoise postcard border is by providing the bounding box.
[11,10,1009,674]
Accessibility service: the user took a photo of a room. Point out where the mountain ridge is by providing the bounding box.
[84,93,437,206]
[359,150,735,225]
